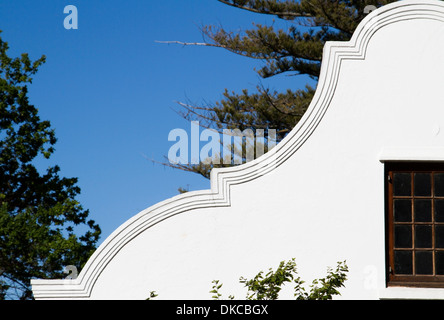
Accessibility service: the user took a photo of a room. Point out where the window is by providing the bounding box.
[386,162,444,287]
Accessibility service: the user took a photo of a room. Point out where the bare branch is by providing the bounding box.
[156,37,267,60]
[142,154,213,179]
[155,40,226,49]
[173,101,222,131]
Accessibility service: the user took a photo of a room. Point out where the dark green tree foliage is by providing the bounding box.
[169,0,396,179]
[0,33,101,300]
[149,259,348,300]
[209,258,348,300]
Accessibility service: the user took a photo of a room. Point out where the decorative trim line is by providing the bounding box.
[31,0,444,299]
[379,147,444,162]
[379,287,444,300]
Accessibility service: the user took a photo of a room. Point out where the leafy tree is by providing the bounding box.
[0,32,101,300]
[149,258,348,300]
[211,258,348,300]
[162,0,397,179]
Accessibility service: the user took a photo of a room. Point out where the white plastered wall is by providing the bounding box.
[32,0,444,300]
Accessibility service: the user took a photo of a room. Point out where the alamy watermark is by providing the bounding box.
[64,5,78,30]
[364,5,378,14]
[64,265,78,279]
[168,121,277,165]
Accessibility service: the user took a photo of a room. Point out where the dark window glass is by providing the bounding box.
[414,173,431,196]
[393,173,411,196]
[395,225,412,248]
[415,225,433,248]
[435,226,444,248]
[436,252,444,275]
[394,199,412,222]
[435,173,444,196]
[394,250,413,275]
[415,251,433,275]
[414,199,432,222]
[388,165,444,286]
[435,200,444,222]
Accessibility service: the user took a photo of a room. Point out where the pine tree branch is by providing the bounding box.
[217,0,313,19]
[258,84,305,117]
[316,1,353,36]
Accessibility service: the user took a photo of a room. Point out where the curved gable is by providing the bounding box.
[32,0,444,299]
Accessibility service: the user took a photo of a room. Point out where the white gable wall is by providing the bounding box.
[31,1,444,300]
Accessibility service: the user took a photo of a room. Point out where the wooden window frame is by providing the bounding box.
[386,162,444,288]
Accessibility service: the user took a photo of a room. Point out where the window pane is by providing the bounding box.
[436,251,444,275]
[394,200,412,222]
[395,225,412,248]
[415,251,433,275]
[435,226,444,248]
[414,173,431,196]
[415,225,433,248]
[414,199,432,222]
[393,173,411,196]
[394,250,413,275]
[435,173,444,196]
[435,200,444,222]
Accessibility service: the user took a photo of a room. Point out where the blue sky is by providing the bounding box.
[0,1,311,243]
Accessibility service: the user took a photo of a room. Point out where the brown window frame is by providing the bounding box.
[386,162,444,288]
